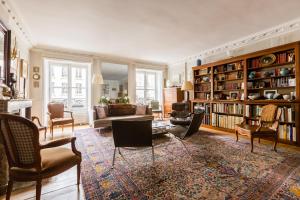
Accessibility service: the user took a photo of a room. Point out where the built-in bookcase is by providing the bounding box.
[192,42,300,146]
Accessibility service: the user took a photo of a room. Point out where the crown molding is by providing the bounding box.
[170,17,300,66]
[1,0,33,45]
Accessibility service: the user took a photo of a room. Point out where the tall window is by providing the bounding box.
[136,69,162,104]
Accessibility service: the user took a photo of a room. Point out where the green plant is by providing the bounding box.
[116,96,130,104]
[99,96,111,105]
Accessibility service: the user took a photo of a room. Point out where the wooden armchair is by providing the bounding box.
[32,116,47,140]
[235,104,282,152]
[0,114,81,200]
[48,103,74,138]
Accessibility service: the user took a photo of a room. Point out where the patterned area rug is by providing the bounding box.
[75,128,300,200]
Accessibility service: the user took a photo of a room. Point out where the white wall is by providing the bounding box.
[29,48,168,123]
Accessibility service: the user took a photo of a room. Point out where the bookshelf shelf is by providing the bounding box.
[192,41,300,146]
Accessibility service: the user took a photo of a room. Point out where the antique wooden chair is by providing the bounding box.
[48,103,74,138]
[0,114,81,200]
[111,120,154,167]
[32,116,47,140]
[235,104,282,152]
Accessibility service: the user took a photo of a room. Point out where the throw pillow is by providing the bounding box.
[96,106,107,119]
[136,105,147,115]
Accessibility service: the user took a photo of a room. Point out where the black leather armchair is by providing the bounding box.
[170,102,192,126]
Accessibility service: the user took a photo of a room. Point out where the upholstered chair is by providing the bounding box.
[48,103,74,138]
[32,116,47,140]
[0,114,81,200]
[235,104,282,152]
[150,100,163,120]
[111,120,154,167]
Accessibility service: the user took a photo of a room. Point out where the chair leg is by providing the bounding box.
[251,136,254,153]
[112,148,116,168]
[274,134,278,152]
[44,128,47,141]
[36,180,42,200]
[72,122,74,132]
[77,163,81,186]
[51,125,54,139]
[235,130,238,142]
[6,179,13,200]
[118,147,122,155]
[152,146,155,164]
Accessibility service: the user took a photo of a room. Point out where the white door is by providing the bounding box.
[48,61,89,124]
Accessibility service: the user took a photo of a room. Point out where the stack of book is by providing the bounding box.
[212,113,243,129]
[213,103,243,115]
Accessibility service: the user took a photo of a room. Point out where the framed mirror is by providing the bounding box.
[0,20,11,84]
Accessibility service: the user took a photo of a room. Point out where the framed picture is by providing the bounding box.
[264,90,277,99]
[229,91,239,100]
[33,66,39,73]
[20,59,28,78]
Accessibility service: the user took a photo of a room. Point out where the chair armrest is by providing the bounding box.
[40,137,75,149]
[40,137,81,156]
[32,116,42,126]
[64,110,74,119]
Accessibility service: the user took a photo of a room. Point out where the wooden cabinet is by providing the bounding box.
[163,87,184,117]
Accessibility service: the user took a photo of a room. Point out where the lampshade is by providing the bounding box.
[181,81,193,91]
[92,73,104,84]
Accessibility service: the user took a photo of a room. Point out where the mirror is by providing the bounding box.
[101,62,128,103]
[0,21,10,84]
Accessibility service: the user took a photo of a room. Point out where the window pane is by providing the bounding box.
[146,90,155,103]
[136,72,144,89]
[136,89,145,103]
[146,73,155,89]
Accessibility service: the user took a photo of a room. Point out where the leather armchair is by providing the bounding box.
[169,102,192,126]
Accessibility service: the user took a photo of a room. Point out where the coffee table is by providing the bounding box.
[152,120,175,137]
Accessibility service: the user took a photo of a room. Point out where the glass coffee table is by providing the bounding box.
[152,120,175,137]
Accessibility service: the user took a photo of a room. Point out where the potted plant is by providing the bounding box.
[99,96,111,105]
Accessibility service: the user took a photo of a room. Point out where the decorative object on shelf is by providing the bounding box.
[288,78,296,87]
[248,93,260,100]
[181,81,193,101]
[196,59,202,66]
[283,95,290,100]
[264,90,277,99]
[287,52,295,62]
[259,54,276,67]
[273,93,282,100]
[229,91,239,100]
[202,76,209,82]
[248,71,256,80]
[11,37,18,60]
[280,68,289,76]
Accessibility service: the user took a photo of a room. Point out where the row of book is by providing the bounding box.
[212,113,243,129]
[212,103,243,115]
[245,105,295,123]
[249,51,294,68]
[215,82,242,90]
[278,125,296,142]
[194,84,211,92]
[203,115,210,125]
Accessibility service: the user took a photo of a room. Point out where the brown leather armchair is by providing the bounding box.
[48,103,74,138]
[235,104,282,152]
[0,114,81,200]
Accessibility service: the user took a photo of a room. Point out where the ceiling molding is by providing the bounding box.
[170,17,300,65]
[1,0,32,45]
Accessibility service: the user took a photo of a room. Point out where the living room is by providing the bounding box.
[0,0,300,199]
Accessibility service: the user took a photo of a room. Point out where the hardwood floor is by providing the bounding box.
[1,124,299,200]
[0,125,88,200]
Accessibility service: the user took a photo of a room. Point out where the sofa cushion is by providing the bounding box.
[94,105,108,119]
[136,105,147,115]
[108,104,136,116]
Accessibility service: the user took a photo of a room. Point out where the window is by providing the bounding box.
[62,82,68,95]
[75,83,82,94]
[136,69,162,104]
[75,68,82,78]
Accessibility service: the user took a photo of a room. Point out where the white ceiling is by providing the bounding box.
[10,0,300,63]
[101,62,128,80]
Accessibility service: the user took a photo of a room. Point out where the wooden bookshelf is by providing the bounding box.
[192,41,300,146]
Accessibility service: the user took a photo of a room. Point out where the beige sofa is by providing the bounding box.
[90,104,153,129]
